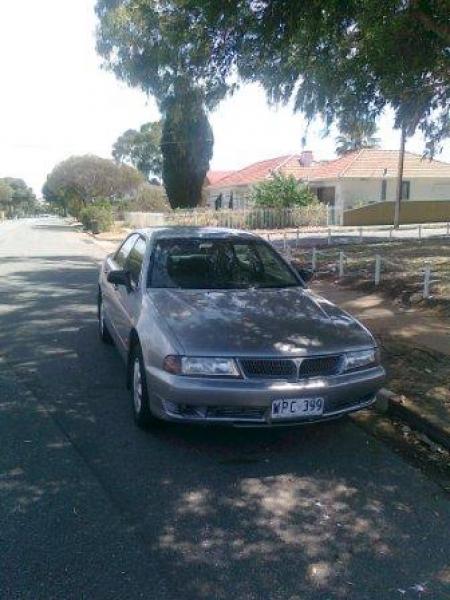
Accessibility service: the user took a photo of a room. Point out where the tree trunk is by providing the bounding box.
[394,127,406,229]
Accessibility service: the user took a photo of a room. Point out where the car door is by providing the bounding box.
[113,236,148,354]
[103,234,140,351]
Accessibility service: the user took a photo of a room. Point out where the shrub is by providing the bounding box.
[67,197,85,219]
[252,173,318,208]
[121,183,169,213]
[80,203,114,233]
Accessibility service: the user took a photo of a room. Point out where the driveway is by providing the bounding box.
[1,217,450,599]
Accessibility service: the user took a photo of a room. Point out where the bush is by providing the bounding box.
[252,173,318,208]
[67,197,85,219]
[80,203,114,233]
[120,183,169,213]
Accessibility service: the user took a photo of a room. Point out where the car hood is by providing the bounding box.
[149,287,374,357]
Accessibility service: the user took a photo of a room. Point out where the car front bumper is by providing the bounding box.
[146,365,386,427]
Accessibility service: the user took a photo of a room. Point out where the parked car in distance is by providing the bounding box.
[98,227,385,428]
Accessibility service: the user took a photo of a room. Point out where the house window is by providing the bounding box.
[381,179,387,201]
[401,181,410,200]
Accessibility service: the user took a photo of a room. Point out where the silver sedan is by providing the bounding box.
[98,227,385,428]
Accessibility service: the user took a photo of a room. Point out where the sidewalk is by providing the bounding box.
[313,280,450,448]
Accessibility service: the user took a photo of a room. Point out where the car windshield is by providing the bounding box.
[148,237,301,290]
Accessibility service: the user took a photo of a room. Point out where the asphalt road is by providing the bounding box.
[1,217,450,600]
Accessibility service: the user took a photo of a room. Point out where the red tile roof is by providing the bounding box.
[208,148,450,189]
[206,171,235,185]
[307,148,450,180]
[209,155,312,188]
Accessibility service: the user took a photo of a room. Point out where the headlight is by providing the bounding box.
[343,349,379,372]
[163,356,241,377]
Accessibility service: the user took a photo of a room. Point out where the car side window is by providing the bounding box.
[126,237,147,287]
[256,243,298,285]
[115,234,139,268]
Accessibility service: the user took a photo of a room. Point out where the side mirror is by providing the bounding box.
[107,269,131,290]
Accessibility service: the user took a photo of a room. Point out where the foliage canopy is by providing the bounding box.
[113,121,163,181]
[336,115,381,156]
[149,0,449,155]
[43,155,144,216]
[252,174,318,208]
[0,181,13,209]
[95,0,228,109]
[0,178,36,216]
[95,0,221,208]
[161,89,214,209]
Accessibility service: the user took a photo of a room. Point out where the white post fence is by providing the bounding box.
[312,247,317,271]
[300,248,437,300]
[374,255,382,286]
[423,263,431,299]
[338,252,345,278]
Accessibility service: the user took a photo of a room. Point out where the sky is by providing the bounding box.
[1,0,449,197]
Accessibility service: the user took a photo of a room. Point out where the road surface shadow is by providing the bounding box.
[1,249,450,600]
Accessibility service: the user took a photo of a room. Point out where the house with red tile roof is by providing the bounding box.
[205,171,236,186]
[205,152,314,210]
[206,148,450,223]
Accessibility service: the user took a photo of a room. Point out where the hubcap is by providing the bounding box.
[133,358,143,414]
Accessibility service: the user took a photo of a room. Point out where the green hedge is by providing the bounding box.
[80,204,113,233]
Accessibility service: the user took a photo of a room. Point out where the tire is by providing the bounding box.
[98,292,113,345]
[130,343,157,429]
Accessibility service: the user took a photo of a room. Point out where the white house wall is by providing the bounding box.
[207,185,252,209]
[339,177,450,210]
[309,179,343,224]
[339,179,385,209]
[413,178,450,200]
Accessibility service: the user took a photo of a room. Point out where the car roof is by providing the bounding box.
[136,226,260,242]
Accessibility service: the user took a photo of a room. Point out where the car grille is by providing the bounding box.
[240,359,297,380]
[239,356,342,380]
[298,356,342,378]
[163,401,267,422]
[206,406,266,421]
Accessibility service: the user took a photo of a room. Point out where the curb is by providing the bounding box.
[82,229,119,254]
[374,388,450,452]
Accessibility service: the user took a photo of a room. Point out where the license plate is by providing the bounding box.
[271,397,324,419]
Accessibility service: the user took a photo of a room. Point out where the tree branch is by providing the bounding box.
[411,1,450,43]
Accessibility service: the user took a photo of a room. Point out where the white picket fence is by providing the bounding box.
[285,245,443,300]
[124,205,329,230]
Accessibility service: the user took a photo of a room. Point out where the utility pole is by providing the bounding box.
[394,126,406,229]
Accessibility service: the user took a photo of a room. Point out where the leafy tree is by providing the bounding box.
[121,182,170,213]
[336,115,381,156]
[0,181,13,214]
[166,0,449,155]
[113,121,163,181]
[95,0,224,208]
[161,89,214,209]
[43,155,144,216]
[252,173,318,208]
[0,178,36,216]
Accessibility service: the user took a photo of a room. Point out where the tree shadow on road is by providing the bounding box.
[1,252,450,600]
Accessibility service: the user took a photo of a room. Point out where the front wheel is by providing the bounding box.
[130,345,157,429]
